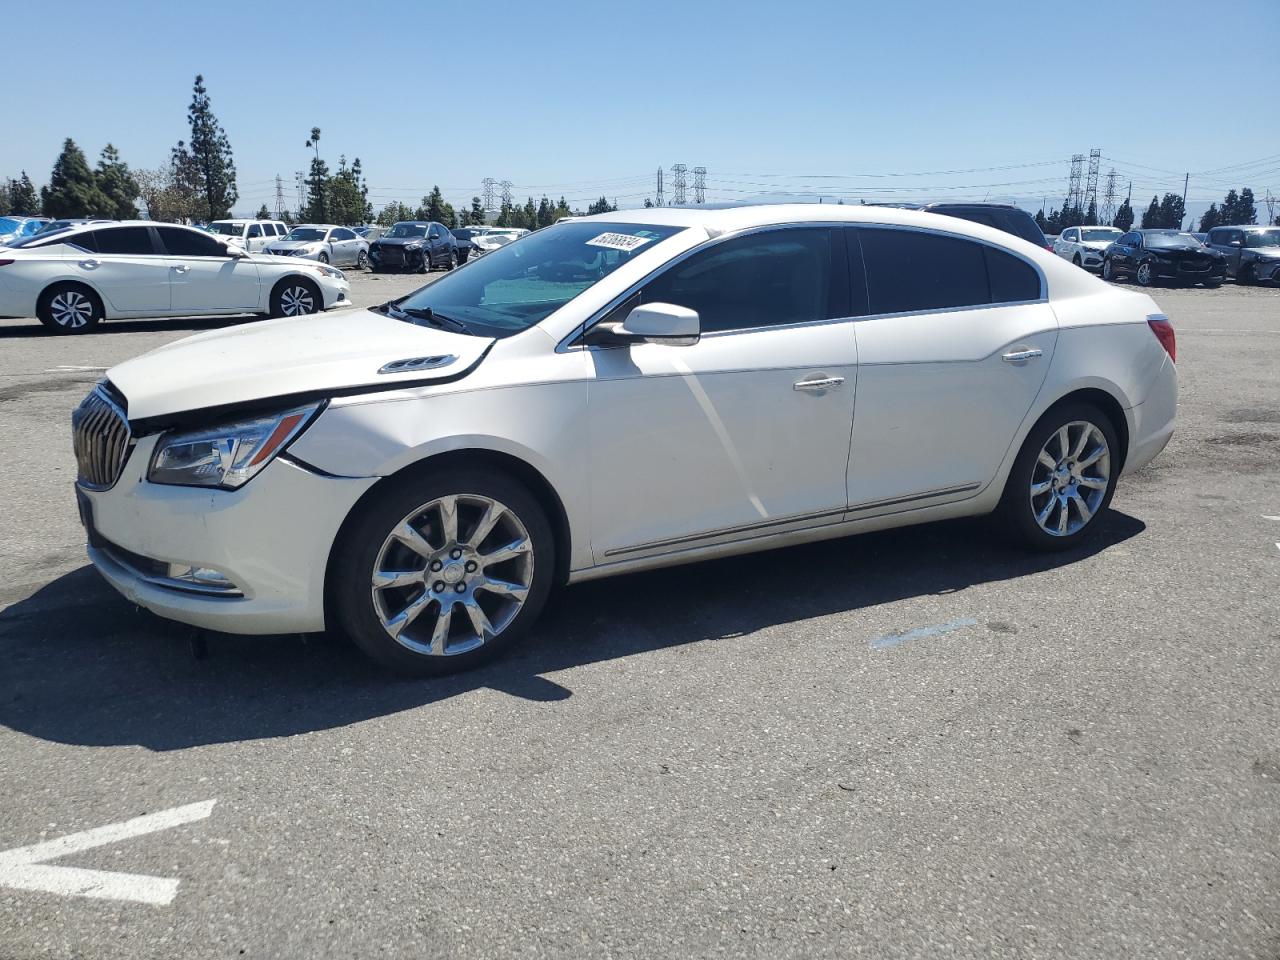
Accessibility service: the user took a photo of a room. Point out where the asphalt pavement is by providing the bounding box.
[0,273,1277,959]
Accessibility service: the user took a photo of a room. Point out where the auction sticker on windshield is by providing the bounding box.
[585,232,654,252]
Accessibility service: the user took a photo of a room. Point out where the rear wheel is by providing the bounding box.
[270,278,321,317]
[356,249,369,271]
[332,468,555,675]
[1000,403,1119,551]
[1135,261,1155,287]
[37,283,103,334]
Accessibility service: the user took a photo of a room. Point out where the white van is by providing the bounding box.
[209,219,290,253]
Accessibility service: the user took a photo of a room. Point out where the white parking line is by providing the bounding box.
[44,365,108,372]
[0,799,216,905]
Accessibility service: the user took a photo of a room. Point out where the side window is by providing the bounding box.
[984,247,1040,303]
[857,228,988,315]
[641,228,834,333]
[89,226,155,256]
[332,228,355,241]
[247,223,263,238]
[273,223,286,236]
[1064,229,1077,242]
[155,226,229,257]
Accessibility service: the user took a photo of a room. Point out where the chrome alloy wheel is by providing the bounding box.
[1029,420,1111,537]
[370,494,534,656]
[1136,262,1153,286]
[279,285,315,315]
[50,290,94,328]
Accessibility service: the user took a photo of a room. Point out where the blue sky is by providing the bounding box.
[3,0,1278,222]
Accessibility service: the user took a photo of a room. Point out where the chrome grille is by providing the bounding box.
[72,385,132,489]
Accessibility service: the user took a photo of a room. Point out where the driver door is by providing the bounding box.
[585,227,858,562]
[154,226,262,313]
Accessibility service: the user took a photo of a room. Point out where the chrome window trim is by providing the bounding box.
[558,220,1048,353]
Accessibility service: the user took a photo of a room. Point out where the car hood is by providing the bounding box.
[108,309,493,423]
[265,240,322,252]
[371,236,426,247]
[1081,240,1115,251]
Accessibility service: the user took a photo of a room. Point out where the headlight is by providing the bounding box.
[313,264,344,279]
[404,242,421,250]
[148,404,321,489]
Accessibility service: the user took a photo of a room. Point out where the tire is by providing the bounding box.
[356,249,369,271]
[1101,258,1117,282]
[1135,261,1155,287]
[444,249,456,271]
[317,252,329,264]
[269,278,322,317]
[331,468,555,675]
[418,251,431,273]
[37,283,103,334]
[1000,402,1120,552]
[1072,254,1082,267]
[1238,265,1256,286]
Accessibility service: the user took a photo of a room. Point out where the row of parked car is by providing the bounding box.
[1048,224,1280,288]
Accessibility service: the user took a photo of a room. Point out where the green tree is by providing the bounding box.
[1198,203,1221,232]
[1113,199,1134,231]
[255,204,271,219]
[587,196,616,215]
[554,196,572,221]
[1034,209,1048,232]
[95,144,140,219]
[184,75,238,221]
[495,200,513,227]
[350,157,371,222]
[327,155,366,225]
[462,196,485,226]
[1157,193,1185,230]
[418,186,448,223]
[375,201,414,226]
[0,180,8,216]
[1083,200,1098,226]
[1140,196,1161,228]
[522,197,537,228]
[41,138,112,218]
[1236,187,1257,225]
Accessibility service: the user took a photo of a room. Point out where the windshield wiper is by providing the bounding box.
[399,306,469,333]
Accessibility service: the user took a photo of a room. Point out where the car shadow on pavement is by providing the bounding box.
[0,315,254,339]
[0,511,1145,752]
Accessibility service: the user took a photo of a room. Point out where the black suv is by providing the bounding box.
[369,221,458,273]
[1204,225,1280,285]
[872,202,1050,250]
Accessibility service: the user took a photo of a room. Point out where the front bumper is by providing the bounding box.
[368,246,424,269]
[79,437,375,634]
[1247,259,1280,283]
[1080,249,1106,270]
[1149,259,1226,283]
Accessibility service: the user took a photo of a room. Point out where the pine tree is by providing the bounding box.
[350,157,371,222]
[555,197,572,221]
[1084,200,1098,226]
[0,180,9,216]
[587,196,616,215]
[1113,199,1134,231]
[1157,193,1185,230]
[255,204,270,219]
[41,138,112,218]
[1237,187,1257,225]
[1198,203,1221,232]
[7,171,39,216]
[496,200,513,227]
[1140,196,1161,228]
[185,75,238,221]
[1034,209,1048,232]
[1220,188,1239,224]
[95,144,140,219]
[466,196,485,226]
[522,197,537,228]
[536,196,554,229]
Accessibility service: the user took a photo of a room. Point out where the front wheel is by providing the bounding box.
[1000,403,1119,551]
[1135,261,1155,287]
[317,251,329,264]
[270,278,321,317]
[332,469,555,675]
[1101,258,1116,282]
[1072,254,1082,267]
[418,251,431,273]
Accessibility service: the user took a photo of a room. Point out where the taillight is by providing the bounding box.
[0,259,14,267]
[1147,314,1176,363]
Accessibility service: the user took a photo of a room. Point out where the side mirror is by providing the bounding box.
[1229,239,1243,247]
[225,243,247,258]
[585,302,700,346]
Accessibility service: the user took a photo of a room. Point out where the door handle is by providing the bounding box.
[793,376,845,391]
[171,265,190,274]
[78,259,99,269]
[1002,348,1043,363]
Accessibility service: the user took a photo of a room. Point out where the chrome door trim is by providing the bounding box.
[847,482,981,513]
[601,506,848,558]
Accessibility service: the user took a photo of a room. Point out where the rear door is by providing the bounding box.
[155,226,262,313]
[845,226,1056,514]
[72,226,171,313]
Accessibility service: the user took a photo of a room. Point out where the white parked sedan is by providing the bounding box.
[1053,226,1123,272]
[0,221,349,333]
[72,206,1177,674]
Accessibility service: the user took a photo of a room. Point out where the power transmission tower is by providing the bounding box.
[499,180,513,208]
[274,175,285,219]
[692,166,706,204]
[655,167,664,207]
[295,170,305,215]
[1100,167,1118,226]
[670,163,687,206]
[1084,148,1101,219]
[1065,154,1084,216]
[1265,190,1276,225]
[481,177,496,212]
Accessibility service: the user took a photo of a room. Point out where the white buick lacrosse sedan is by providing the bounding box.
[71,205,1177,674]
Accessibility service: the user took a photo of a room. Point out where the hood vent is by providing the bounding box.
[378,354,457,375]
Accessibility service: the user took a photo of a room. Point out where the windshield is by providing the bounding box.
[386,223,427,238]
[0,217,21,234]
[210,222,243,236]
[1245,229,1280,249]
[284,227,326,242]
[1146,232,1202,248]
[394,221,685,336]
[1080,229,1120,242]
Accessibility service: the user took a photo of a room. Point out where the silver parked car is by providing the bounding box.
[264,224,369,269]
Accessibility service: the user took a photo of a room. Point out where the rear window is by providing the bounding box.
[928,206,1046,247]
